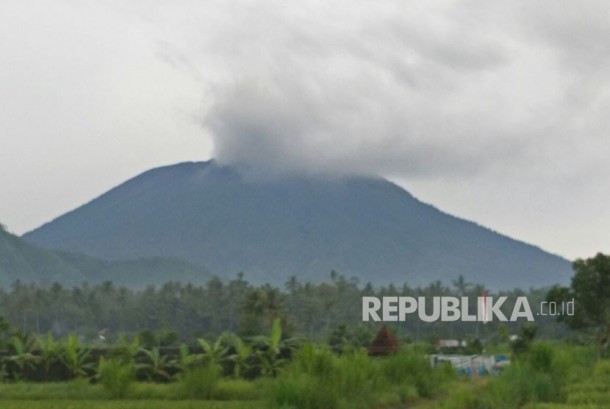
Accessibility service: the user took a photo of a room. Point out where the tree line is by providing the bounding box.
[0,271,572,345]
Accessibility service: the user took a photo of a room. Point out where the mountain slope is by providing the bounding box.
[0,224,83,285]
[0,224,209,288]
[23,161,572,288]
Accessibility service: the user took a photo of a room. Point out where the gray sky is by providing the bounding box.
[1,1,609,260]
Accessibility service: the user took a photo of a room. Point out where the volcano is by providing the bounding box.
[23,161,572,289]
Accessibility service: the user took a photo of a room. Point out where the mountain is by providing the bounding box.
[0,224,209,288]
[23,161,572,289]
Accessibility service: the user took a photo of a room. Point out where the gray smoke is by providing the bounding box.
[180,0,610,179]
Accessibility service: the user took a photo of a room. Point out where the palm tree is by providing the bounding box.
[241,286,285,333]
[452,275,472,296]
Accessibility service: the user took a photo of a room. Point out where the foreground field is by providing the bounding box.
[0,401,260,409]
[0,343,606,409]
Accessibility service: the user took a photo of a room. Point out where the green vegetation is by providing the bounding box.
[548,253,610,357]
[0,322,605,408]
[264,344,451,409]
[98,357,135,398]
[0,402,260,409]
[0,224,209,288]
[522,360,610,409]
[0,254,608,408]
[0,272,567,343]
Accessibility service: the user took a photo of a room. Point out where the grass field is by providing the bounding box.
[0,380,262,401]
[0,345,606,409]
[0,382,262,409]
[0,401,261,409]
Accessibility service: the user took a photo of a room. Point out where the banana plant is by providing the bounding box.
[224,333,252,379]
[6,333,39,381]
[135,346,177,382]
[34,332,61,381]
[197,337,228,367]
[252,319,285,377]
[61,335,94,379]
[177,343,198,374]
[111,334,140,363]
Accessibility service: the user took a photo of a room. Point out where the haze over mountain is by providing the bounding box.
[23,161,572,289]
[0,224,209,288]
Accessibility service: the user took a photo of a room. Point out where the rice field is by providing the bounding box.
[0,402,260,409]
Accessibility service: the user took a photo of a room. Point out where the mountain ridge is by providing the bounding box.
[0,223,209,288]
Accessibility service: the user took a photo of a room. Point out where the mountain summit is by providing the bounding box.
[23,161,572,288]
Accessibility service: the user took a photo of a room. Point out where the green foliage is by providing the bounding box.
[0,225,209,288]
[136,346,177,382]
[327,324,373,354]
[527,342,554,373]
[381,348,445,398]
[547,253,610,356]
[6,333,39,380]
[266,344,347,409]
[252,318,297,377]
[213,379,261,401]
[0,276,574,344]
[224,333,252,379]
[176,364,221,400]
[197,337,229,367]
[98,357,135,398]
[436,382,478,409]
[266,344,453,409]
[483,362,551,409]
[177,343,198,373]
[108,334,139,363]
[61,335,94,379]
[511,323,538,357]
[0,399,261,409]
[34,333,61,381]
[482,342,595,409]
[267,374,340,409]
[592,359,610,378]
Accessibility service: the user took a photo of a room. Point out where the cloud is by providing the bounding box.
[142,0,608,180]
[1,0,609,257]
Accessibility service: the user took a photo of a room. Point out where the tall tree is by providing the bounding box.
[547,253,610,357]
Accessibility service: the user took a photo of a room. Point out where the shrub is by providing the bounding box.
[97,357,135,399]
[482,361,557,409]
[176,363,221,399]
[267,374,339,409]
[592,359,610,378]
[439,382,478,409]
[381,348,440,398]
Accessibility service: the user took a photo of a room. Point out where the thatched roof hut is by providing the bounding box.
[367,324,399,356]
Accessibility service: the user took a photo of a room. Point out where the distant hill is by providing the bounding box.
[23,161,572,289]
[0,224,209,288]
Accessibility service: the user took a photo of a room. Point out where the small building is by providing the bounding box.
[436,339,467,349]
